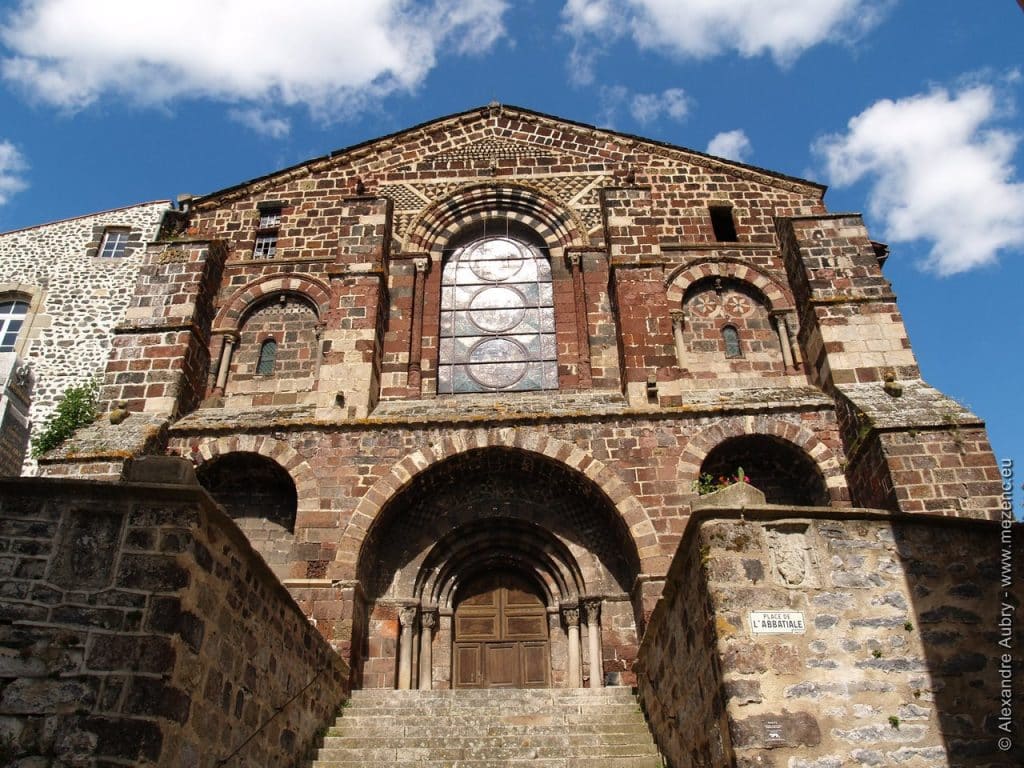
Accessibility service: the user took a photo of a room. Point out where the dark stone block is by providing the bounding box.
[124,456,198,485]
[193,542,213,572]
[920,606,982,625]
[82,715,164,761]
[52,605,124,631]
[87,635,139,670]
[0,601,48,623]
[117,554,190,591]
[124,678,191,724]
[729,710,821,749]
[147,596,204,653]
[938,652,987,676]
[51,509,125,589]
[125,528,156,550]
[742,559,765,583]
[725,679,763,705]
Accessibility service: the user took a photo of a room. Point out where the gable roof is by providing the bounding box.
[191,104,826,209]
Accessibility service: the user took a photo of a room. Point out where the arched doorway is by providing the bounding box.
[195,451,297,575]
[354,447,642,690]
[453,570,549,689]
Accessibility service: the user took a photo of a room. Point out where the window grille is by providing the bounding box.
[256,339,277,375]
[723,325,742,358]
[438,226,557,394]
[98,228,130,258]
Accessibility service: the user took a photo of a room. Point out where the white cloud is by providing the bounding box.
[563,0,890,79]
[228,108,291,139]
[630,88,689,124]
[0,0,508,119]
[815,83,1024,275]
[0,141,28,205]
[598,85,690,128]
[706,130,753,162]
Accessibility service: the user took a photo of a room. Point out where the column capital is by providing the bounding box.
[561,605,580,627]
[669,309,685,327]
[420,608,438,629]
[399,605,418,628]
[413,257,429,274]
[584,598,602,623]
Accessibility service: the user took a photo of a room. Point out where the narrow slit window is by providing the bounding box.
[710,206,738,242]
[722,325,742,358]
[256,338,277,375]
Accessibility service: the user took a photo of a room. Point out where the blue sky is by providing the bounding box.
[0,1,1021,503]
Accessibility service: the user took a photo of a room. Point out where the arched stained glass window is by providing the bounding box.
[0,299,29,352]
[722,325,742,358]
[256,338,277,375]
[438,229,557,394]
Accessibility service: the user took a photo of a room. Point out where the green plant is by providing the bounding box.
[692,467,753,496]
[888,715,900,730]
[904,621,914,632]
[872,649,883,659]
[31,379,99,457]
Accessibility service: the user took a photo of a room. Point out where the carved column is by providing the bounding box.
[213,332,238,393]
[773,313,795,369]
[563,605,582,688]
[670,310,686,369]
[397,605,417,690]
[584,599,603,688]
[418,609,437,690]
[785,312,803,367]
[408,257,429,396]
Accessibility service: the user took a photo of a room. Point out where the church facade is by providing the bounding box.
[9,105,1016,765]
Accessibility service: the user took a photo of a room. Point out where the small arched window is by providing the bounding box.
[256,338,277,375]
[0,299,29,353]
[722,325,742,358]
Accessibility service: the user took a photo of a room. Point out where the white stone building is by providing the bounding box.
[0,201,170,474]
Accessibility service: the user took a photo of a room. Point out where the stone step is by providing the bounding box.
[350,692,638,704]
[312,760,662,768]
[316,743,659,761]
[328,705,643,719]
[310,689,662,768]
[327,721,653,738]
[322,735,655,751]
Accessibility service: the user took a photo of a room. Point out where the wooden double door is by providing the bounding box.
[453,571,550,688]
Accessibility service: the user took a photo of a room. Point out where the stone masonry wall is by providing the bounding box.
[0,202,169,474]
[637,507,1023,768]
[0,473,349,767]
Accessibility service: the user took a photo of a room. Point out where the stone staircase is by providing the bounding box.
[309,687,664,767]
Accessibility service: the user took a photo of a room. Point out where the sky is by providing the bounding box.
[0,0,1021,507]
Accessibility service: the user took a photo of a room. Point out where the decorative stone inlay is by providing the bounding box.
[766,524,820,588]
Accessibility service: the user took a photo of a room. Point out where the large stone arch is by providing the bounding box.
[333,429,661,580]
[677,415,848,505]
[404,183,588,259]
[212,274,332,333]
[189,434,319,516]
[665,258,793,311]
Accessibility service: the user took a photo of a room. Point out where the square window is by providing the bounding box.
[258,208,281,229]
[709,206,738,242]
[98,228,131,258]
[253,233,278,258]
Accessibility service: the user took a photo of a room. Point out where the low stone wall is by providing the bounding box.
[0,475,349,767]
[637,506,1023,768]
